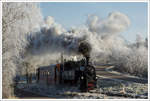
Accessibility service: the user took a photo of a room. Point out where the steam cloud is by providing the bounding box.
[28,11,131,58]
[87,12,130,35]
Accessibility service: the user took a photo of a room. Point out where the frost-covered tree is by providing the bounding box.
[2,3,43,98]
[111,35,148,77]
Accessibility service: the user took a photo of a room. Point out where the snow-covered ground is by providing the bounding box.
[97,77,148,99]
[17,76,148,99]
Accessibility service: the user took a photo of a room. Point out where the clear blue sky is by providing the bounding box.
[40,2,148,42]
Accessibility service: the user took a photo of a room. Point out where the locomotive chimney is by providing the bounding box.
[86,56,90,66]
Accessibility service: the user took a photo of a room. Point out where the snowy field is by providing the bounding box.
[17,76,148,99]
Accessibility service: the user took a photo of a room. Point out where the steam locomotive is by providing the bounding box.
[37,41,97,92]
[57,56,97,92]
[37,56,97,92]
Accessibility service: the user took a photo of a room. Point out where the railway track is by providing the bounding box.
[95,65,147,84]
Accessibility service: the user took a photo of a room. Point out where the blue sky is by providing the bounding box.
[40,2,148,42]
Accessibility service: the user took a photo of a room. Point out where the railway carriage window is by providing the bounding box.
[46,71,48,76]
[47,71,48,76]
[43,71,44,76]
[47,71,49,75]
[44,71,46,76]
[48,71,50,75]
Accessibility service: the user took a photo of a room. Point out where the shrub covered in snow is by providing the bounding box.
[110,36,148,78]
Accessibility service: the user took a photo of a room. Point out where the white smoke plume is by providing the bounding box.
[28,11,130,57]
[87,12,130,36]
